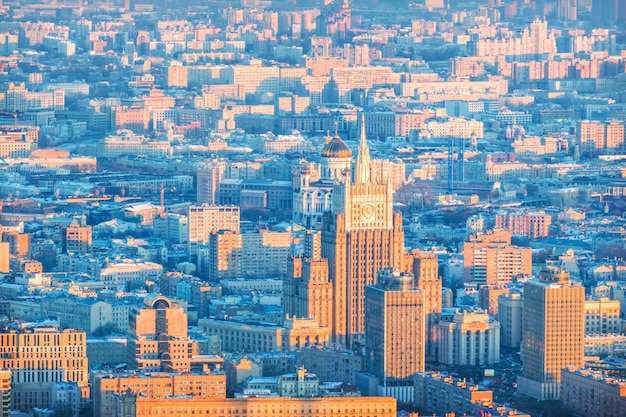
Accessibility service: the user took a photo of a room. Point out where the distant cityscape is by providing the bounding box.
[0,0,625,417]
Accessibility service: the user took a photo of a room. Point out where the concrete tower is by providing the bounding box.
[365,267,425,403]
[411,250,441,360]
[517,267,584,401]
[322,120,404,346]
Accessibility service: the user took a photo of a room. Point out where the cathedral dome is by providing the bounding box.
[321,135,352,158]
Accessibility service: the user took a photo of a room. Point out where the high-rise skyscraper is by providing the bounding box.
[517,267,585,401]
[365,268,424,404]
[408,250,441,359]
[558,0,578,20]
[322,115,405,346]
[284,231,334,330]
[592,0,619,25]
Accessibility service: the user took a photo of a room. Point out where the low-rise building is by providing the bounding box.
[92,371,226,417]
[436,308,500,366]
[298,346,363,384]
[414,372,492,416]
[198,316,330,353]
[561,367,626,417]
[112,393,396,417]
[585,297,621,335]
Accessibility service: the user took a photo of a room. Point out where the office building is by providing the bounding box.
[203,230,243,280]
[284,256,334,331]
[321,116,405,345]
[478,285,509,316]
[92,371,226,417]
[127,295,198,373]
[0,242,8,273]
[196,162,226,205]
[584,297,621,335]
[494,210,552,239]
[498,292,523,349]
[298,346,363,385]
[0,370,9,417]
[558,0,577,20]
[561,367,626,417]
[188,204,240,243]
[197,316,330,353]
[414,372,493,417]
[436,308,500,366]
[517,267,584,401]
[409,250,441,359]
[241,230,291,278]
[0,323,89,412]
[463,230,532,285]
[188,204,240,258]
[365,268,425,403]
[113,392,396,417]
[64,222,92,254]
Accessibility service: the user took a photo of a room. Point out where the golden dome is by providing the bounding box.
[321,135,352,158]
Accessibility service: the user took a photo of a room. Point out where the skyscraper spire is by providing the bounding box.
[355,113,370,184]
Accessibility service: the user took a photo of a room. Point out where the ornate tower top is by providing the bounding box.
[355,113,371,184]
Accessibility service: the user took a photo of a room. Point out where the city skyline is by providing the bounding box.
[0,0,626,416]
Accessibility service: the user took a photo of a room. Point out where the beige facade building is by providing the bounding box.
[0,324,89,412]
[166,62,188,88]
[518,267,584,401]
[127,295,198,373]
[204,230,243,280]
[113,393,396,417]
[436,308,500,366]
[284,256,334,331]
[605,120,625,150]
[494,210,552,239]
[414,372,493,416]
[188,204,239,246]
[478,285,509,316]
[406,250,442,359]
[577,120,602,157]
[578,120,626,157]
[561,367,626,417]
[0,370,9,417]
[241,230,291,277]
[0,242,8,273]
[365,268,425,403]
[198,316,330,353]
[463,230,532,285]
[196,162,226,205]
[92,372,226,417]
[498,292,523,349]
[64,222,92,254]
[584,297,621,335]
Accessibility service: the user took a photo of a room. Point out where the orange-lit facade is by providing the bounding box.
[113,394,397,417]
[518,268,584,400]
